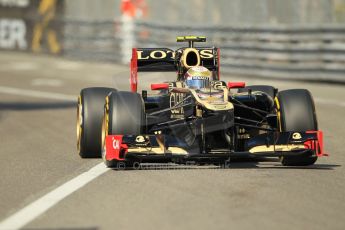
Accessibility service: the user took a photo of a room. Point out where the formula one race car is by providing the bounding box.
[77,36,326,169]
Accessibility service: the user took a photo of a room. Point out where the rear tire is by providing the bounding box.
[277,89,318,166]
[77,87,116,158]
[238,85,277,98]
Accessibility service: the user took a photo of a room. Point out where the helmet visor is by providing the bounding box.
[185,77,210,89]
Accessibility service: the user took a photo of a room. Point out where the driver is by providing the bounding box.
[184,66,212,89]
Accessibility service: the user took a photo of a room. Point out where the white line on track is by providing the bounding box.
[7,62,39,71]
[31,78,63,87]
[0,86,75,101]
[0,163,109,230]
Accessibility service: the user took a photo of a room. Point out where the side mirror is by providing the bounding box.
[227,82,246,89]
[151,83,169,90]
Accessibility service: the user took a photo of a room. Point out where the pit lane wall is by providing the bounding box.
[2,0,345,83]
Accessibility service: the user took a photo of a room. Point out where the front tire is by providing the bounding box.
[276,89,318,166]
[108,91,145,135]
[102,91,145,168]
[77,87,116,158]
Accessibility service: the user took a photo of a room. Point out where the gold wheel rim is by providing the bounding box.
[77,96,82,152]
[274,97,282,132]
[101,97,110,159]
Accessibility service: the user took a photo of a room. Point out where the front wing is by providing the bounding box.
[103,131,326,167]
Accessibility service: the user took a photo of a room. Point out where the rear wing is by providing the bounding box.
[130,47,220,92]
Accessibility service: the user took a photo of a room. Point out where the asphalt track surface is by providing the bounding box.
[0,51,344,230]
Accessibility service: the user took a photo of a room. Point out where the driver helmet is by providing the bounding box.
[184,66,212,89]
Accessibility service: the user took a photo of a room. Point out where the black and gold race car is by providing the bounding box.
[77,36,326,169]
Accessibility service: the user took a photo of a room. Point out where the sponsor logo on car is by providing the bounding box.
[292,132,302,140]
[137,49,214,60]
[112,138,120,150]
[135,136,145,143]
